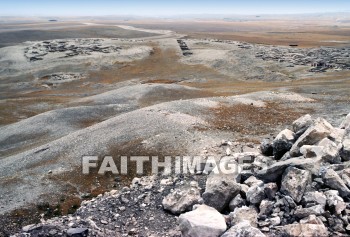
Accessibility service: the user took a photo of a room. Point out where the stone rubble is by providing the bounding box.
[12,113,350,237]
[24,39,122,62]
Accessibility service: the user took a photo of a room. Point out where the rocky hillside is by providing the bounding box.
[12,113,350,236]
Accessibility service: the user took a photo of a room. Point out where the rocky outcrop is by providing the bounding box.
[12,113,350,237]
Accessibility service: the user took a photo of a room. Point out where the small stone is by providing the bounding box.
[292,114,313,136]
[281,223,328,237]
[67,228,88,237]
[230,206,258,227]
[322,169,350,198]
[324,190,346,215]
[294,205,325,219]
[260,139,273,156]
[264,183,278,200]
[101,220,108,225]
[269,216,281,226]
[247,182,266,205]
[221,221,265,237]
[229,194,246,211]
[273,129,295,159]
[259,200,274,216]
[162,186,201,214]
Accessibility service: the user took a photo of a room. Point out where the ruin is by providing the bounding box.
[177,39,193,56]
[24,39,122,62]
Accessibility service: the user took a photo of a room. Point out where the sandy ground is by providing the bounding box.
[0,18,349,235]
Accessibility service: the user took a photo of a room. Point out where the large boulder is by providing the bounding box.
[280,167,311,203]
[178,205,227,237]
[272,129,295,159]
[290,118,334,157]
[279,223,328,237]
[162,185,201,215]
[221,221,265,237]
[202,173,241,212]
[322,169,350,198]
[293,114,313,136]
[230,206,258,227]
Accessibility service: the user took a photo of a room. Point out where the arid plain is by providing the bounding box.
[0,15,350,235]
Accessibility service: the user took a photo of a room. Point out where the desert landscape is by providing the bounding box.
[0,13,350,237]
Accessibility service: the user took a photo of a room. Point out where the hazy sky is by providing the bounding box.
[1,0,350,16]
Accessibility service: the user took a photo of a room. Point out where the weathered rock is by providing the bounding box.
[264,183,278,200]
[260,139,273,156]
[255,157,320,183]
[283,195,297,209]
[300,139,342,164]
[324,190,346,215]
[322,169,350,198]
[239,184,249,197]
[340,113,350,130]
[301,191,327,208]
[342,173,350,189]
[247,182,266,205]
[244,176,263,187]
[299,215,323,225]
[229,194,246,211]
[202,173,241,212]
[162,186,201,214]
[293,114,313,136]
[280,167,311,203]
[230,206,258,227]
[340,136,350,161]
[290,118,334,157]
[221,221,265,237]
[294,205,325,219]
[279,223,328,237]
[178,205,227,237]
[67,228,88,237]
[259,200,274,216]
[300,145,323,158]
[273,129,295,159]
[317,138,342,163]
[329,128,346,144]
[269,216,281,226]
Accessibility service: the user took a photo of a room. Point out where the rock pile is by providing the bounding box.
[12,113,350,237]
[254,45,350,72]
[177,113,350,237]
[24,39,122,62]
